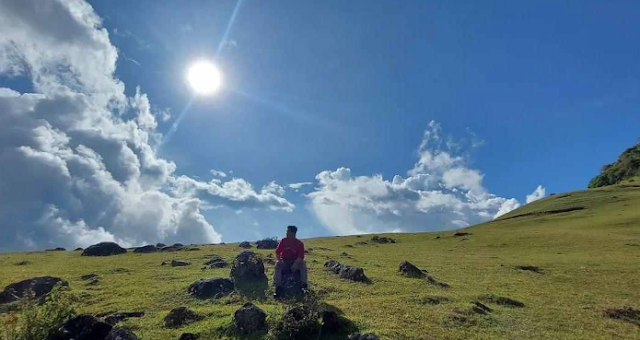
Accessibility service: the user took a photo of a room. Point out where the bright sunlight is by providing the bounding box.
[187,60,222,95]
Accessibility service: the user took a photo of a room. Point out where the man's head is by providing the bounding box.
[286,225,298,239]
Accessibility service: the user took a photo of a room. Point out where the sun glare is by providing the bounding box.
[187,61,222,95]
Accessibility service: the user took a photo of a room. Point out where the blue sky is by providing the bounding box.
[1,0,639,251]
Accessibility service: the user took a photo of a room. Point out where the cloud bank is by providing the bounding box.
[307,121,534,235]
[0,0,292,251]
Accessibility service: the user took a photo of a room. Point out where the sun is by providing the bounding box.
[187,61,222,95]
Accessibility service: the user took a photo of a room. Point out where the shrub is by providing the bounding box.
[0,283,76,340]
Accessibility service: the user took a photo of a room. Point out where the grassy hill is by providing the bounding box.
[1,180,639,340]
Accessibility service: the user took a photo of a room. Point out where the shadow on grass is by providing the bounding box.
[317,303,360,340]
[234,277,269,302]
[206,321,268,340]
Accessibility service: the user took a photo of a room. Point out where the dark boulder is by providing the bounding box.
[0,276,68,304]
[164,307,202,328]
[188,278,234,299]
[46,247,66,251]
[370,236,396,244]
[178,333,198,340]
[230,251,266,283]
[105,327,139,340]
[14,261,30,266]
[204,258,228,268]
[479,294,525,307]
[399,261,426,278]
[234,303,267,334]
[82,242,127,256]
[256,238,278,249]
[160,243,185,252]
[47,314,112,340]
[453,232,471,237]
[238,241,252,249]
[133,245,158,254]
[321,311,341,331]
[324,260,368,282]
[74,248,84,251]
[515,265,544,274]
[171,260,191,267]
[272,304,320,340]
[81,274,98,281]
[156,243,167,248]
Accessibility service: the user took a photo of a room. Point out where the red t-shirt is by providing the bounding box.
[275,238,304,260]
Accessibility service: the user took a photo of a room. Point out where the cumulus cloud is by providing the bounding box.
[526,185,546,204]
[0,0,291,252]
[308,121,522,235]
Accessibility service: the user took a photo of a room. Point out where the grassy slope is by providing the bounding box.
[1,181,639,340]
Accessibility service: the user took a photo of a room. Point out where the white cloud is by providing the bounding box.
[288,182,312,191]
[308,121,522,235]
[210,169,227,178]
[0,0,291,252]
[526,185,546,204]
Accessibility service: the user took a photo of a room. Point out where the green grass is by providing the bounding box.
[1,180,640,340]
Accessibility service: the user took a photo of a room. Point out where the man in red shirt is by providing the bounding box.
[274,225,308,297]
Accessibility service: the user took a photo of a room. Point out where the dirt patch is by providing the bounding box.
[425,275,450,288]
[604,307,640,326]
[515,265,544,274]
[499,207,585,221]
[479,294,525,307]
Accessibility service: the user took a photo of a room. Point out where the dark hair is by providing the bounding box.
[287,225,298,233]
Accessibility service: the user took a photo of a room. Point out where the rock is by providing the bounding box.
[178,333,198,340]
[164,307,202,328]
[470,301,492,315]
[324,260,368,282]
[102,312,145,326]
[348,333,380,340]
[185,247,200,251]
[604,307,640,326]
[272,304,320,339]
[425,275,450,288]
[321,311,341,331]
[204,258,228,268]
[370,236,396,244]
[416,296,450,305]
[171,260,191,267]
[81,274,99,281]
[453,232,471,237]
[479,294,525,307]
[341,252,350,256]
[160,243,185,252]
[188,278,234,299]
[82,242,127,256]
[256,238,278,249]
[234,303,267,334]
[47,314,113,340]
[238,241,252,249]
[354,241,368,246]
[0,276,68,304]
[46,247,66,251]
[230,251,266,283]
[14,261,30,266]
[133,245,158,254]
[435,236,441,239]
[399,261,426,278]
[156,243,167,248]
[74,248,84,251]
[515,265,544,274]
[105,327,139,340]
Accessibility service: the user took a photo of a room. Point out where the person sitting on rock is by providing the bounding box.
[274,225,308,297]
